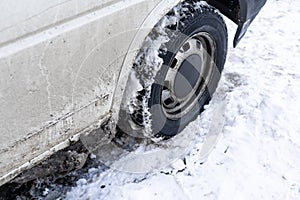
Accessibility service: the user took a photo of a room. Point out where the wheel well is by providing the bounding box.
[203,0,240,24]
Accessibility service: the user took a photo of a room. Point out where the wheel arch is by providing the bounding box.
[110,0,182,125]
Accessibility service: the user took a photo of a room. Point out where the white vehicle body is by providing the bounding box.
[0,0,182,185]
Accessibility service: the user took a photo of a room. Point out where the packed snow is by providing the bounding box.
[66,0,300,199]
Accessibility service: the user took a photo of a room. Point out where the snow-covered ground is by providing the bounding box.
[66,1,300,199]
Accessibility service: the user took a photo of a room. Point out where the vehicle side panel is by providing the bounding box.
[0,0,163,185]
[0,0,121,46]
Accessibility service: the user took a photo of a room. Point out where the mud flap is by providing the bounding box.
[233,19,253,47]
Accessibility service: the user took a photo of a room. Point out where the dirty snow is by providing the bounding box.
[66,0,300,199]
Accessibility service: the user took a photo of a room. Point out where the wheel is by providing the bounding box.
[128,2,228,139]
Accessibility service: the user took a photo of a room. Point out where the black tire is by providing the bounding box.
[130,2,228,139]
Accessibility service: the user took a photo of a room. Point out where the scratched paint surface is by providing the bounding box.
[0,0,163,184]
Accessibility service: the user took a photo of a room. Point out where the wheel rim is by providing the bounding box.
[161,32,216,120]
